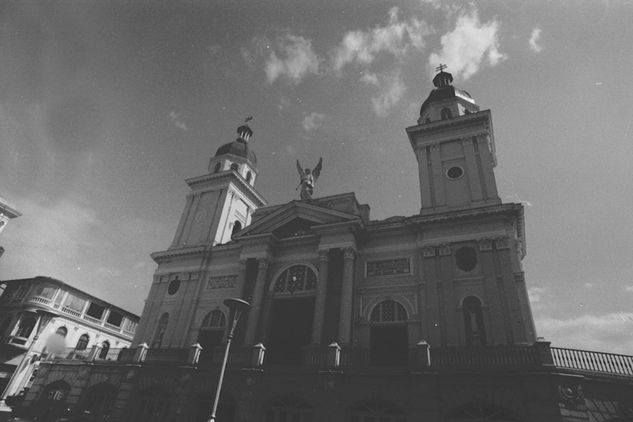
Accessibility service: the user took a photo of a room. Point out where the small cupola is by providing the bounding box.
[237,123,253,142]
[418,65,480,125]
[208,119,258,178]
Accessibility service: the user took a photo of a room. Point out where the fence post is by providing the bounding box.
[134,343,149,363]
[327,342,341,369]
[416,340,431,370]
[534,340,554,367]
[188,343,203,365]
[251,343,266,368]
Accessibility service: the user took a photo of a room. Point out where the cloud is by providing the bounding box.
[264,34,320,84]
[529,27,543,53]
[332,7,429,72]
[168,111,187,131]
[536,313,633,354]
[584,282,593,289]
[370,71,406,117]
[528,286,546,304]
[625,286,633,293]
[428,10,506,81]
[302,112,326,131]
[360,72,379,86]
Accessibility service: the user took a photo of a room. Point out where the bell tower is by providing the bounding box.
[170,123,267,248]
[407,67,501,214]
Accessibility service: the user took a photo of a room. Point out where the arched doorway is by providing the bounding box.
[197,309,226,365]
[369,300,409,366]
[267,265,317,364]
[33,380,71,422]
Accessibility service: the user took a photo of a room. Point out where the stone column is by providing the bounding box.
[338,247,356,345]
[311,249,329,344]
[244,259,270,345]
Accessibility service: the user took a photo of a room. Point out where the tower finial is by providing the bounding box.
[435,63,448,73]
[244,116,253,124]
[237,116,254,141]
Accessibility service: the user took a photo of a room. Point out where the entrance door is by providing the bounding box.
[267,297,315,364]
[197,330,223,365]
[370,325,408,366]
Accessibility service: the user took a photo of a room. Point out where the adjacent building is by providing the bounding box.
[13,70,633,421]
[0,277,139,406]
[0,196,21,260]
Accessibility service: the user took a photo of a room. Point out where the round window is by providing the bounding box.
[446,166,464,180]
[168,279,181,295]
[455,247,477,272]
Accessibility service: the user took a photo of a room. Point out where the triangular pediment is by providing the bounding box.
[235,201,361,239]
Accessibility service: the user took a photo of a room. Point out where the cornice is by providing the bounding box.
[151,245,209,262]
[406,109,492,136]
[185,171,267,207]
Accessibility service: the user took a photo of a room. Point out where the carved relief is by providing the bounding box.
[495,236,510,250]
[558,383,584,405]
[318,249,329,262]
[343,247,356,260]
[477,238,493,251]
[438,243,451,256]
[366,258,411,277]
[422,246,436,258]
[207,275,237,289]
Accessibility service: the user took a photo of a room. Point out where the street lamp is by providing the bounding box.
[207,297,250,422]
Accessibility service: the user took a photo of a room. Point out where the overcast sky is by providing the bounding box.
[1,0,632,354]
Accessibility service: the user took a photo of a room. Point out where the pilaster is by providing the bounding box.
[311,249,330,344]
[244,259,270,345]
[338,247,356,345]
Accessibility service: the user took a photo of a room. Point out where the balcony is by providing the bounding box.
[26,296,53,306]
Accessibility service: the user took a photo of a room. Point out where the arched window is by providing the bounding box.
[152,313,169,348]
[214,162,221,173]
[441,107,453,120]
[76,334,90,351]
[246,171,252,183]
[273,265,317,294]
[349,399,406,422]
[370,300,409,366]
[263,396,313,422]
[446,403,520,421]
[78,382,117,421]
[55,326,68,337]
[370,300,408,323]
[231,221,242,237]
[230,162,239,171]
[130,387,171,422]
[201,310,226,329]
[15,314,37,338]
[98,341,110,359]
[463,296,486,346]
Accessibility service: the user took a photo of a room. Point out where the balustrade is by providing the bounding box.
[551,347,633,377]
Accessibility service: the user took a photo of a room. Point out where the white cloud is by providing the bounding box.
[536,313,633,354]
[360,72,379,86]
[528,286,546,304]
[370,72,406,117]
[625,286,633,293]
[302,112,326,131]
[168,111,187,131]
[332,7,430,72]
[584,282,593,289]
[265,34,320,84]
[428,10,506,81]
[529,27,543,53]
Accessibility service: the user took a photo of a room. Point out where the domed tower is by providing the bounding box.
[169,123,267,248]
[407,68,501,214]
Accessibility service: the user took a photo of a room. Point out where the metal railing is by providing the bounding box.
[551,347,633,377]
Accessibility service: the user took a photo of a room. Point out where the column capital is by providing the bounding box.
[318,249,329,262]
[343,247,356,261]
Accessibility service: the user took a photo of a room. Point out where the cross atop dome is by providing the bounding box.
[432,64,453,88]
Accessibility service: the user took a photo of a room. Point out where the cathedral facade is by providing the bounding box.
[13,71,633,422]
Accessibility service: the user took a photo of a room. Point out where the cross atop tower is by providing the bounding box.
[435,63,448,73]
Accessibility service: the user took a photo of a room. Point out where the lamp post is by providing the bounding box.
[207,298,250,422]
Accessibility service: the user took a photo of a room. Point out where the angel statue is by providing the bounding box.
[296,157,323,200]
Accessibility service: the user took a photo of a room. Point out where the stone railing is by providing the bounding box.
[43,341,633,379]
[551,347,633,377]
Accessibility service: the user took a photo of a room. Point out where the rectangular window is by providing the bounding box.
[106,311,123,327]
[366,258,411,277]
[85,303,105,320]
[63,294,86,313]
[13,285,29,299]
[122,318,138,334]
[33,285,57,299]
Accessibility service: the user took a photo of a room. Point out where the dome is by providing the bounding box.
[419,70,476,118]
[215,138,257,165]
